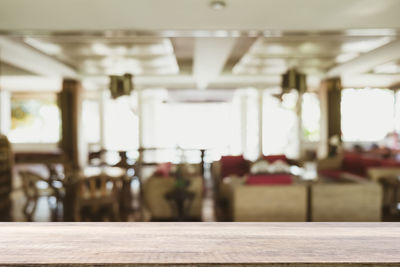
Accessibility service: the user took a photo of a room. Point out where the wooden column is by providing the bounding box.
[319,77,342,158]
[59,79,86,221]
[58,79,85,170]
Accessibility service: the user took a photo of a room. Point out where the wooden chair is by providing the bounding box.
[74,174,122,221]
[19,170,58,221]
[0,134,13,221]
[380,176,400,215]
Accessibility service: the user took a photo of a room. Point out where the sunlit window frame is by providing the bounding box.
[341,87,395,143]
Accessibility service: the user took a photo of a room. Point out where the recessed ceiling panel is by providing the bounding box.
[372,60,400,74]
[233,35,394,76]
[20,36,180,76]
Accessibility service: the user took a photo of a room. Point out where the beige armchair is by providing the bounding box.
[311,180,382,222]
[225,180,307,222]
[143,175,203,220]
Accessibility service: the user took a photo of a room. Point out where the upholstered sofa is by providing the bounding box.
[211,154,306,222]
[143,164,203,221]
[211,154,292,201]
[311,177,382,221]
[222,175,307,222]
[318,152,400,181]
[211,155,250,208]
[318,152,400,210]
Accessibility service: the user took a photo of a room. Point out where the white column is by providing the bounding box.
[137,89,144,149]
[240,95,248,155]
[258,89,264,158]
[140,89,168,149]
[98,89,107,149]
[296,92,303,159]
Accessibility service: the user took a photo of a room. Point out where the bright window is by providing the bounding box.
[165,103,232,150]
[144,102,235,162]
[104,94,139,151]
[341,88,394,142]
[140,88,241,162]
[9,94,61,143]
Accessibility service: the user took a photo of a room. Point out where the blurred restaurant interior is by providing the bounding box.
[1,0,400,223]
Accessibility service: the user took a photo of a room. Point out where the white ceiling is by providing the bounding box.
[1,0,400,91]
[1,0,400,31]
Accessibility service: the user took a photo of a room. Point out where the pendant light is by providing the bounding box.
[109,73,134,99]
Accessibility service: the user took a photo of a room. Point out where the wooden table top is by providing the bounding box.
[0,222,399,266]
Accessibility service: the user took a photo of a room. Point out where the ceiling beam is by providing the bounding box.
[327,39,400,78]
[0,36,77,77]
[341,74,400,88]
[4,73,399,91]
[67,74,282,90]
[0,76,63,91]
[193,37,237,89]
[223,37,257,73]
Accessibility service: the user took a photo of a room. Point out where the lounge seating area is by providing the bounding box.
[211,153,387,222]
[1,1,400,225]
[3,136,398,223]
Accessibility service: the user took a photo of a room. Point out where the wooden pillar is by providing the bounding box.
[319,77,342,158]
[59,79,87,221]
[58,79,85,170]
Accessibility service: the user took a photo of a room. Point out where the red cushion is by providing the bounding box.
[246,174,293,185]
[154,162,172,177]
[221,155,249,178]
[381,159,400,167]
[342,153,364,175]
[360,157,382,176]
[263,154,288,163]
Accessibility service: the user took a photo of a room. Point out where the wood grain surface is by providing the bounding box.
[0,222,399,266]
